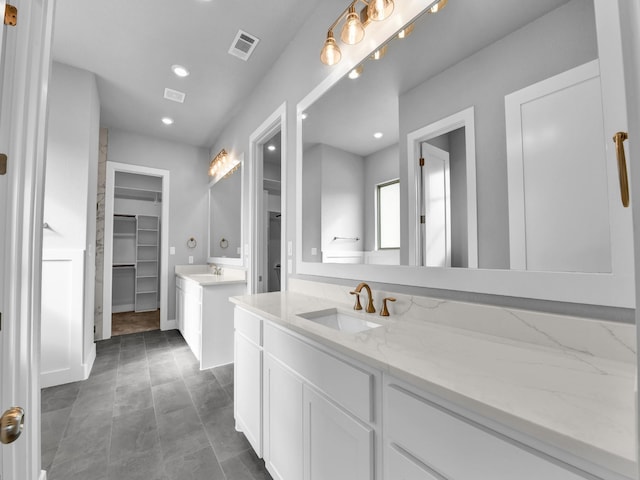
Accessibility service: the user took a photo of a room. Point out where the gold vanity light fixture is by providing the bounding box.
[320,0,394,66]
[348,65,364,79]
[397,22,415,39]
[208,149,240,183]
[371,44,388,60]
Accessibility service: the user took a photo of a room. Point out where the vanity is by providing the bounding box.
[175,265,246,369]
[231,280,635,480]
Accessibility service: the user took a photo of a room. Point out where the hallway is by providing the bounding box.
[41,329,272,480]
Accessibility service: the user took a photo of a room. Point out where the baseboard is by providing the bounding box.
[162,319,177,331]
[40,469,47,480]
[83,342,97,378]
[112,303,134,313]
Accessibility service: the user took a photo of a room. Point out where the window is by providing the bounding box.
[377,180,400,249]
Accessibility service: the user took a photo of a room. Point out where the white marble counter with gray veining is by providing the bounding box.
[175,264,247,286]
[230,280,636,478]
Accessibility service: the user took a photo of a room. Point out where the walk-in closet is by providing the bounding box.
[111,171,162,335]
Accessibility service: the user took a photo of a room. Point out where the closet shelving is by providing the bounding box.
[135,215,159,312]
[112,214,159,313]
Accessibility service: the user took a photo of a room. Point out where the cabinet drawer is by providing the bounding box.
[182,278,202,301]
[234,307,263,346]
[265,323,373,423]
[385,383,587,480]
[385,443,442,480]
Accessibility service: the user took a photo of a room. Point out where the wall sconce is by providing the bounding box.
[320,0,394,66]
[208,149,240,184]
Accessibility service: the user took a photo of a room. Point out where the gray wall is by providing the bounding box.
[399,0,597,267]
[302,144,322,262]
[108,129,209,321]
[210,169,242,258]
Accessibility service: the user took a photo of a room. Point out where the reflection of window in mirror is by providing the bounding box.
[377,179,400,250]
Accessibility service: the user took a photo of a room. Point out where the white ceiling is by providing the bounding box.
[52,0,319,148]
[302,0,572,157]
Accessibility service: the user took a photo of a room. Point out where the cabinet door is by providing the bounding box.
[303,386,374,480]
[183,292,202,361]
[385,443,444,480]
[176,286,184,334]
[264,354,303,480]
[235,332,262,456]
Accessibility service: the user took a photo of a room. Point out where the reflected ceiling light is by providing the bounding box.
[348,65,363,79]
[373,132,383,139]
[320,31,342,66]
[301,112,308,120]
[341,3,365,45]
[397,23,415,39]
[367,0,394,21]
[171,64,190,77]
[161,117,174,125]
[429,0,448,13]
[371,45,388,60]
[267,145,276,151]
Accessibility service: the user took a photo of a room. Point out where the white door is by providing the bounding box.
[0,0,55,478]
[421,143,451,267]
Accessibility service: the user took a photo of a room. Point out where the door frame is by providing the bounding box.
[1,0,55,478]
[249,103,287,294]
[102,161,171,339]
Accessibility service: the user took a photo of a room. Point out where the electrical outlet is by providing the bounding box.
[311,247,317,256]
[188,256,193,264]
[170,246,175,255]
[287,258,293,274]
[288,241,293,256]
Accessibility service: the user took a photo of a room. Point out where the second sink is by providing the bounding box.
[297,308,382,333]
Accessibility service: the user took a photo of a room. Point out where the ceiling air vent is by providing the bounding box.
[228,29,260,61]
[164,88,186,104]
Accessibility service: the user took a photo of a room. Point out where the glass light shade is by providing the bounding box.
[320,33,342,66]
[367,0,394,21]
[340,9,365,45]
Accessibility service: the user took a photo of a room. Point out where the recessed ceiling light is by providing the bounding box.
[267,145,276,151]
[171,64,190,77]
[301,112,308,120]
[162,117,174,125]
[373,132,383,139]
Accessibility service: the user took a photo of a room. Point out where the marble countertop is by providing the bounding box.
[230,290,636,478]
[175,264,246,286]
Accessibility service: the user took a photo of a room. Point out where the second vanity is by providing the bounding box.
[175,265,246,369]
[231,279,635,480]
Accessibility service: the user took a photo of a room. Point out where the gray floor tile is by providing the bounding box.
[149,359,182,386]
[43,329,271,479]
[152,379,193,415]
[110,406,159,463]
[107,444,168,480]
[204,404,252,463]
[221,448,273,480]
[212,363,234,388]
[156,405,211,461]
[114,379,154,416]
[163,445,226,480]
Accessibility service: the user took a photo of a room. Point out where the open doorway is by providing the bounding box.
[103,162,170,340]
[250,104,287,294]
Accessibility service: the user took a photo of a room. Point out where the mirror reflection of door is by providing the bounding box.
[421,143,451,267]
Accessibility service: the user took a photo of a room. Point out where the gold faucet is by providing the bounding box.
[351,282,375,313]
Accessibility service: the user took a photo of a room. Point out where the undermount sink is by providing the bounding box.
[297,308,382,333]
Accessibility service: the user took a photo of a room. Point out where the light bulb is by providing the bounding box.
[397,23,415,39]
[367,0,394,21]
[348,65,363,79]
[320,31,342,66]
[429,0,448,13]
[371,45,388,60]
[340,6,365,45]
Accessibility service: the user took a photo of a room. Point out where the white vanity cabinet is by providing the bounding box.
[176,275,245,369]
[234,307,264,457]
[262,322,378,480]
[383,377,591,480]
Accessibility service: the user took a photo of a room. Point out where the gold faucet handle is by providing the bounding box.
[380,297,396,316]
[349,291,363,311]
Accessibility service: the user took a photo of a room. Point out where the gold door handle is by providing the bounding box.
[0,407,24,444]
[613,131,630,208]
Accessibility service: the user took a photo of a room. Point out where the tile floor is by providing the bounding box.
[41,329,272,480]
